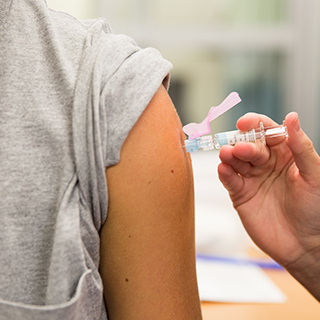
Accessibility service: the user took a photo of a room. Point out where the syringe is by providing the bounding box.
[184,121,287,153]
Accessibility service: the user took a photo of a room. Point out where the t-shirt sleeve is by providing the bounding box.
[72,22,172,229]
[98,33,173,167]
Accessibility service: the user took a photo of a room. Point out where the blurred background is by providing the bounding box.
[47,0,320,151]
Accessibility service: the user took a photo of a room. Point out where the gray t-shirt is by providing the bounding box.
[0,0,172,319]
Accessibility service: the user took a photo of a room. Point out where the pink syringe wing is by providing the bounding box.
[182,92,241,140]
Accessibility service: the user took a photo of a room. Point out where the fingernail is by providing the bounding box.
[294,113,300,132]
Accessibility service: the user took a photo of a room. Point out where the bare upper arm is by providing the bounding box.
[100,85,201,319]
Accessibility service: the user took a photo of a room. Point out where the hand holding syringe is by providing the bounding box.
[184,121,288,153]
[185,92,320,301]
[217,111,320,302]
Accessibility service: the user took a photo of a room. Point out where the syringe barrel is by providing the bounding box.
[213,129,256,149]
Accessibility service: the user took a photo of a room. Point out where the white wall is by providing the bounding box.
[46,0,96,19]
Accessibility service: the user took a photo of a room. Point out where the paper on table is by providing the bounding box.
[196,257,286,303]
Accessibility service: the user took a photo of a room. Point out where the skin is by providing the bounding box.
[99,85,202,319]
[218,112,320,301]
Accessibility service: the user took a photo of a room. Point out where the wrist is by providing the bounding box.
[284,248,320,301]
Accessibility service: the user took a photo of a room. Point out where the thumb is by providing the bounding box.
[285,112,320,179]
